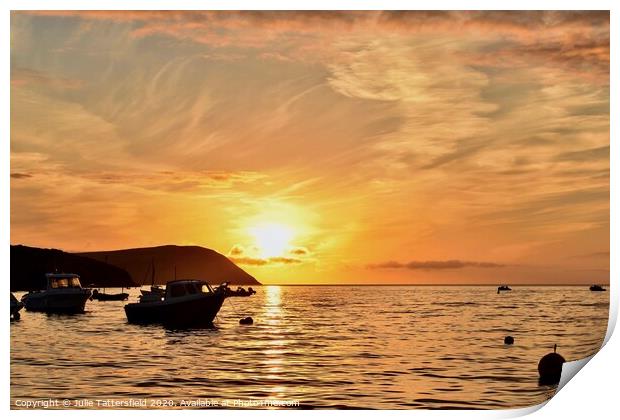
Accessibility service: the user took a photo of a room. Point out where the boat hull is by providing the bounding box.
[92,293,129,301]
[125,292,226,328]
[22,290,91,314]
[10,301,24,319]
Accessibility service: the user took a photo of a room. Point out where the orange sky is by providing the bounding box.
[10,11,609,284]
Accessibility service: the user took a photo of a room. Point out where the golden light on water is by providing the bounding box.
[263,285,285,388]
[265,285,282,318]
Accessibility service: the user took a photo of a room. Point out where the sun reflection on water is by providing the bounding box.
[263,285,284,355]
[265,285,282,316]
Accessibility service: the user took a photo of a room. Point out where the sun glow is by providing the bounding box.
[248,223,294,258]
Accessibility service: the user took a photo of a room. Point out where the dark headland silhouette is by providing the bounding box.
[11,244,260,291]
[80,245,260,286]
[10,245,136,292]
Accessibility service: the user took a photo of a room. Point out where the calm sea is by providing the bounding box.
[10,285,609,409]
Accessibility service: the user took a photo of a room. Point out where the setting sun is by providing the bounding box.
[9,10,610,286]
[249,223,294,258]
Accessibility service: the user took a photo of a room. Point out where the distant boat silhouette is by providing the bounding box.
[497,285,512,293]
[90,255,129,300]
[91,289,129,301]
[138,259,165,302]
[217,283,256,297]
[589,285,606,292]
[139,286,165,302]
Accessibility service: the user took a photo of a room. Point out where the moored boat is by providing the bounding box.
[140,285,165,296]
[91,289,129,301]
[138,260,165,302]
[589,284,606,292]
[218,284,256,297]
[125,279,227,328]
[11,293,24,320]
[21,273,91,314]
[139,285,165,302]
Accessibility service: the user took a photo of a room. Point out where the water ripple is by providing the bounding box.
[11,285,608,409]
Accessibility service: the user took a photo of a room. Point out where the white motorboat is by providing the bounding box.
[21,273,91,314]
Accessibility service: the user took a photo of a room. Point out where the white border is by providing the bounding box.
[3,1,617,419]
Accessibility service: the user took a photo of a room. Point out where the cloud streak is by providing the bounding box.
[227,244,311,266]
[18,11,608,69]
[367,260,506,270]
[10,172,32,179]
[9,11,609,284]
[229,256,302,266]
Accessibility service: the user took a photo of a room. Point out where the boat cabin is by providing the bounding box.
[45,273,83,289]
[165,280,215,299]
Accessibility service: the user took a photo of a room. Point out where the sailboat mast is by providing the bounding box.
[104,255,108,293]
[151,258,155,286]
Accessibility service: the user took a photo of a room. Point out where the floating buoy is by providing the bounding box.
[538,344,565,385]
[504,336,514,345]
[239,316,253,325]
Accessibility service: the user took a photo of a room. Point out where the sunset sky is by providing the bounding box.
[10,11,609,284]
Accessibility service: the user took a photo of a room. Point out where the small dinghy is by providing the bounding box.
[91,289,129,301]
[589,285,606,292]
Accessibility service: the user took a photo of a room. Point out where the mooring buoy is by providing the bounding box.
[239,316,254,325]
[538,344,565,385]
[504,336,514,345]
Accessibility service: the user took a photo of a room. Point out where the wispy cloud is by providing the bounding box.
[9,11,609,283]
[229,256,303,266]
[11,67,84,89]
[19,11,608,69]
[10,172,32,179]
[367,260,505,270]
[569,251,610,259]
[227,244,311,266]
[289,246,309,256]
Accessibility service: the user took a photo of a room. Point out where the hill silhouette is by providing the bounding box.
[10,245,136,291]
[80,245,260,286]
